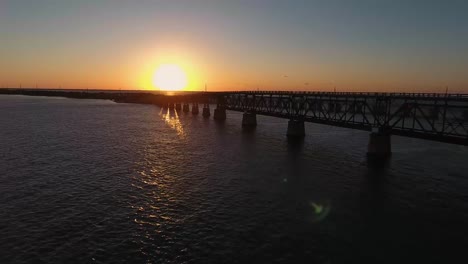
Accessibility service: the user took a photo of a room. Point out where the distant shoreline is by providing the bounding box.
[0,88,221,105]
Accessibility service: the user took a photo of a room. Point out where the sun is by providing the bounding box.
[153,64,188,91]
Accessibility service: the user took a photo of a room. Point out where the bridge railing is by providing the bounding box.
[225,90,468,99]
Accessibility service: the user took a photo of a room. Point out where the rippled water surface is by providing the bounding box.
[1,95,468,263]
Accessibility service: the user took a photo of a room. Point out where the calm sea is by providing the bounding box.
[1,94,467,263]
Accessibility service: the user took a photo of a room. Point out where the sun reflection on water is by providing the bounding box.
[160,108,186,138]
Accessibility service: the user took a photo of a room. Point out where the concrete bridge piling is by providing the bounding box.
[287,119,305,138]
[202,103,211,117]
[367,131,392,158]
[242,112,257,128]
[192,103,199,115]
[213,96,227,121]
[214,107,226,121]
[183,103,190,113]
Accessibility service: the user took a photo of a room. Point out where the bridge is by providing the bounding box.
[170,91,468,157]
[2,88,468,157]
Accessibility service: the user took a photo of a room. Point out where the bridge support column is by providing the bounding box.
[202,104,211,117]
[242,112,257,128]
[192,103,199,115]
[183,103,190,113]
[214,108,226,121]
[367,132,391,158]
[287,119,305,138]
[175,103,182,111]
[168,103,175,110]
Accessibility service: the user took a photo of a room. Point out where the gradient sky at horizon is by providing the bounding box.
[1,0,467,92]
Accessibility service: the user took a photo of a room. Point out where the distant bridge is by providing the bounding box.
[2,89,468,157]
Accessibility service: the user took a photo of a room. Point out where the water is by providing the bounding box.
[1,95,467,263]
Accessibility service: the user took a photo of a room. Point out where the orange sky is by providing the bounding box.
[1,1,467,93]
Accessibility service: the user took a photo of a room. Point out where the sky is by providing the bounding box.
[1,0,467,92]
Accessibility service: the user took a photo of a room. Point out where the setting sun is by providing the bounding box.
[153,64,187,91]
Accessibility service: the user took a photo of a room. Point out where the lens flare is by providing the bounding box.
[309,201,331,223]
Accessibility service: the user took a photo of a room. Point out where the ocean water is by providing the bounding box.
[1,94,467,264]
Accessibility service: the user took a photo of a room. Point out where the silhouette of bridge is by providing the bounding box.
[2,88,468,157]
[159,90,467,156]
[222,91,468,142]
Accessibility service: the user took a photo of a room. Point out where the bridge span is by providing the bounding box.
[173,91,468,157]
[2,88,467,157]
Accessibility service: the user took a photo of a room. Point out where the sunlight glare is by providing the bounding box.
[153,64,187,91]
[160,108,186,138]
